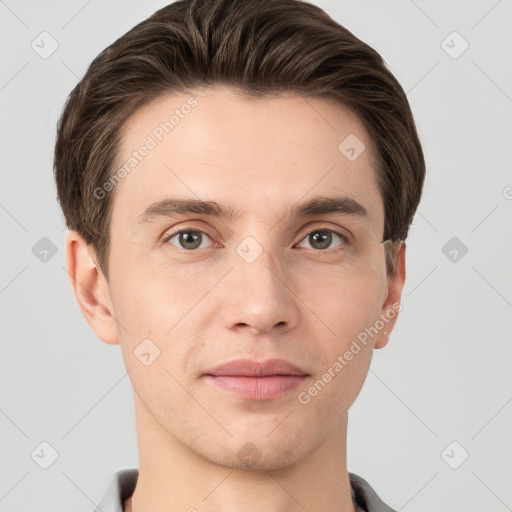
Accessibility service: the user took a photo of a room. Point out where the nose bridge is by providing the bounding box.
[234,233,286,298]
[222,233,298,333]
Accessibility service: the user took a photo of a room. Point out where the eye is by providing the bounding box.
[164,229,214,251]
[295,228,348,252]
[162,227,349,253]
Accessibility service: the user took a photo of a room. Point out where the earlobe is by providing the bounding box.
[374,242,406,349]
[65,230,119,345]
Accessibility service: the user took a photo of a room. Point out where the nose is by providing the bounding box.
[219,245,300,336]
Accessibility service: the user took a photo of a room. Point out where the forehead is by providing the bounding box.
[111,86,383,232]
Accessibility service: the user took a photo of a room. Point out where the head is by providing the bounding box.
[55,0,424,470]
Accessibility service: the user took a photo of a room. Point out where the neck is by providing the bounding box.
[125,393,358,512]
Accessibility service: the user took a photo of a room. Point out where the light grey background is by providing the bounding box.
[1,0,511,511]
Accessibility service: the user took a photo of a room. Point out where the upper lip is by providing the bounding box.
[205,358,309,377]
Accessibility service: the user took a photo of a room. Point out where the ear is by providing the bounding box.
[374,242,406,349]
[65,230,119,345]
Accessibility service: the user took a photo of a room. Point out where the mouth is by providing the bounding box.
[203,358,310,401]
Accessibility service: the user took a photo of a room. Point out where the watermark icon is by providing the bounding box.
[32,237,58,263]
[93,96,198,200]
[338,133,366,161]
[441,31,469,60]
[31,31,59,59]
[133,338,161,366]
[503,186,512,200]
[298,301,402,405]
[441,441,469,469]
[31,441,59,469]
[237,442,262,467]
[236,236,263,263]
[441,236,468,263]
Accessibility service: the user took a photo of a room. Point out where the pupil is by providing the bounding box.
[180,232,201,249]
[311,230,331,250]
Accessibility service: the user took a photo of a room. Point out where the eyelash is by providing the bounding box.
[161,226,351,254]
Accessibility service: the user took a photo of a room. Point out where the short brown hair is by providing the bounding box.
[54,0,425,280]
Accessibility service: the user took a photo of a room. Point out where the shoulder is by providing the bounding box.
[91,468,139,512]
[349,472,397,512]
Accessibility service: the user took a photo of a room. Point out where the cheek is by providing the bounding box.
[296,263,386,345]
[109,254,202,336]
[111,274,200,418]
[107,258,219,391]
[291,266,384,396]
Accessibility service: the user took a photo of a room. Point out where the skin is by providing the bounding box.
[66,86,406,512]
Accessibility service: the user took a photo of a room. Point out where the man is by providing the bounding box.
[54,0,425,510]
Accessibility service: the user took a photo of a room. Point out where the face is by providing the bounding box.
[85,86,404,470]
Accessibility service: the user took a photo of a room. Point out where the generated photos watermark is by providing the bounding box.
[93,96,198,200]
[298,301,402,405]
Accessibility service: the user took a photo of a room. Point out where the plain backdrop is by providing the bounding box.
[1,1,511,511]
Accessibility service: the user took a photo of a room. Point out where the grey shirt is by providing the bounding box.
[93,468,396,512]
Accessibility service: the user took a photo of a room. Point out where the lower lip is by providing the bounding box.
[204,375,308,400]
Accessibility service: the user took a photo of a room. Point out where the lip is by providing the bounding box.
[203,358,310,401]
[205,358,308,377]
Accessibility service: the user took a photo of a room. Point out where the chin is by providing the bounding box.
[194,433,311,471]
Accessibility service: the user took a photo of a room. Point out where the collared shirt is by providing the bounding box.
[93,468,396,512]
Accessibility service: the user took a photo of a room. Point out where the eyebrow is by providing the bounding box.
[137,195,369,224]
